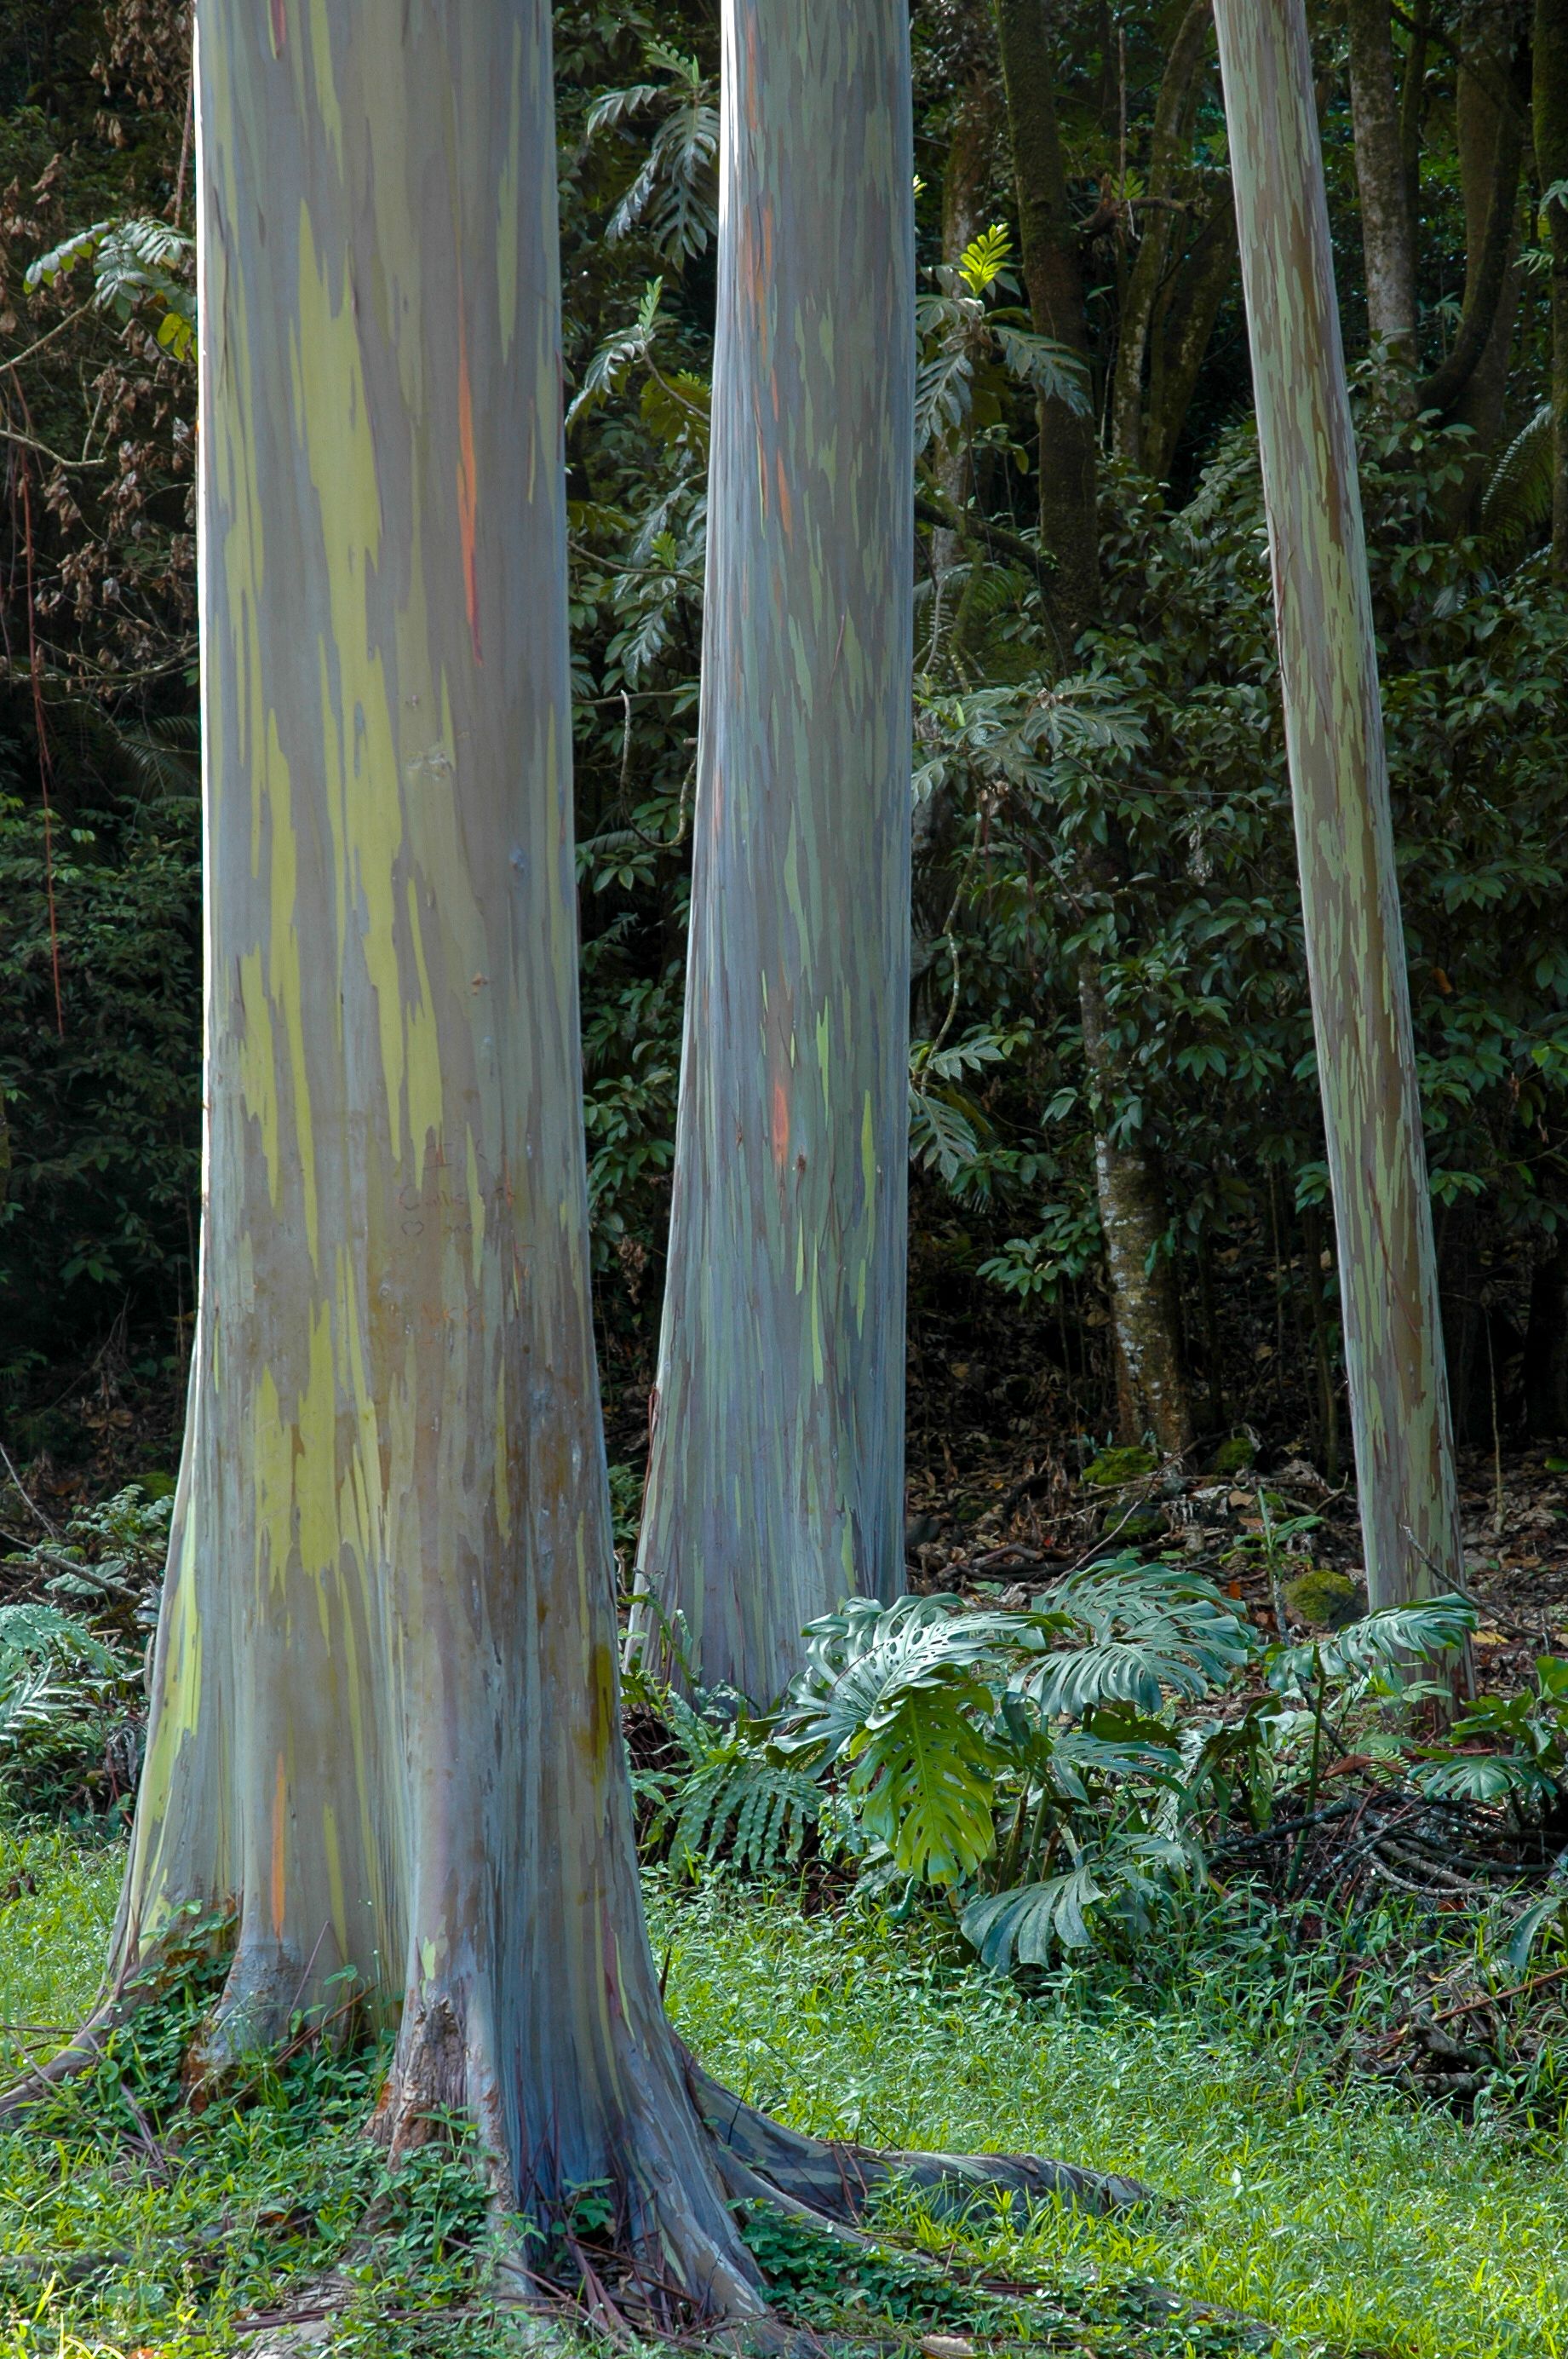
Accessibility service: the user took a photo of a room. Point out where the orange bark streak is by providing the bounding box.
[269,0,286,56]
[771,1074,789,1169]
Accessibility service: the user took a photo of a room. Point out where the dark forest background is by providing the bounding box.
[1,0,1565,1496]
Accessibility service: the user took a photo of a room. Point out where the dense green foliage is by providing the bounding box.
[6,0,1565,1462]
[637,1557,1512,1962]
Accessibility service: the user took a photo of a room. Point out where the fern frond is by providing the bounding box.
[0,1602,118,1674]
[1479,403,1554,561]
[991,324,1090,414]
[0,1660,66,1746]
[956,224,1014,295]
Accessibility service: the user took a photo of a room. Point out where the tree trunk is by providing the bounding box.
[1142,189,1238,486]
[1437,1202,1491,1448]
[1110,0,1215,470]
[994,0,1100,637]
[996,0,1194,1455]
[1399,0,1430,233]
[1212,0,1462,1608]
[1078,967,1192,1454]
[631,1,914,1705]
[933,38,1001,593]
[85,0,1140,2308]
[1525,1244,1568,1438]
[1536,0,1568,576]
[1445,26,1525,498]
[1416,24,1524,421]
[1346,0,1417,384]
[112,0,768,2302]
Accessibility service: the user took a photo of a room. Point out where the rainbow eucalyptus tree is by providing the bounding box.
[632,0,916,1701]
[95,0,766,2282]
[0,0,1134,2309]
[1212,0,1462,1610]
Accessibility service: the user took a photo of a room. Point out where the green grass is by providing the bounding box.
[0,1838,526,2359]
[3,1844,1568,2356]
[652,1879,1568,2359]
[0,1823,123,2079]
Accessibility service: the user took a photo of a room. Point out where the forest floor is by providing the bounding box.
[3,1837,1568,2357]
[898,1434,1568,1684]
[3,1377,1568,2359]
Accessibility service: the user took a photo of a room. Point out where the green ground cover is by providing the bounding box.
[1,1837,1566,2356]
[654,1881,1568,2359]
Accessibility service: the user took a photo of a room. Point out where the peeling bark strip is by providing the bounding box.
[633,1,915,1702]
[1212,0,1462,1609]
[115,2,767,2303]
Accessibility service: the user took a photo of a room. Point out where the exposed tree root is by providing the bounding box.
[1,1959,1152,2350]
[686,2053,1152,2224]
[0,1940,181,2127]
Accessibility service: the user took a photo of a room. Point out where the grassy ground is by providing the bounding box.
[653,1880,1568,2359]
[2,1836,1567,2355]
[0,1828,124,2082]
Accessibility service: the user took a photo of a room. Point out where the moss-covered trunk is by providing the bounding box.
[632,1,915,1702]
[1212,0,1462,1609]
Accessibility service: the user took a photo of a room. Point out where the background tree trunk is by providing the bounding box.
[1525,1243,1568,1438]
[1346,0,1417,385]
[994,0,1101,636]
[632,0,915,1703]
[1536,0,1568,575]
[932,24,1001,592]
[1142,188,1238,486]
[1445,23,1525,505]
[1079,972,1192,1453]
[1417,22,1525,424]
[996,0,1194,1456]
[116,0,770,2307]
[1399,0,1431,232]
[1110,0,1215,469]
[1212,0,1463,1608]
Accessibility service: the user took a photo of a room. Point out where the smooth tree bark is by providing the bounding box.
[38,0,1139,2306]
[1536,0,1568,575]
[1212,0,1463,1609]
[108,0,763,2298]
[996,0,1194,1455]
[1345,0,1417,386]
[631,2,915,1703]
